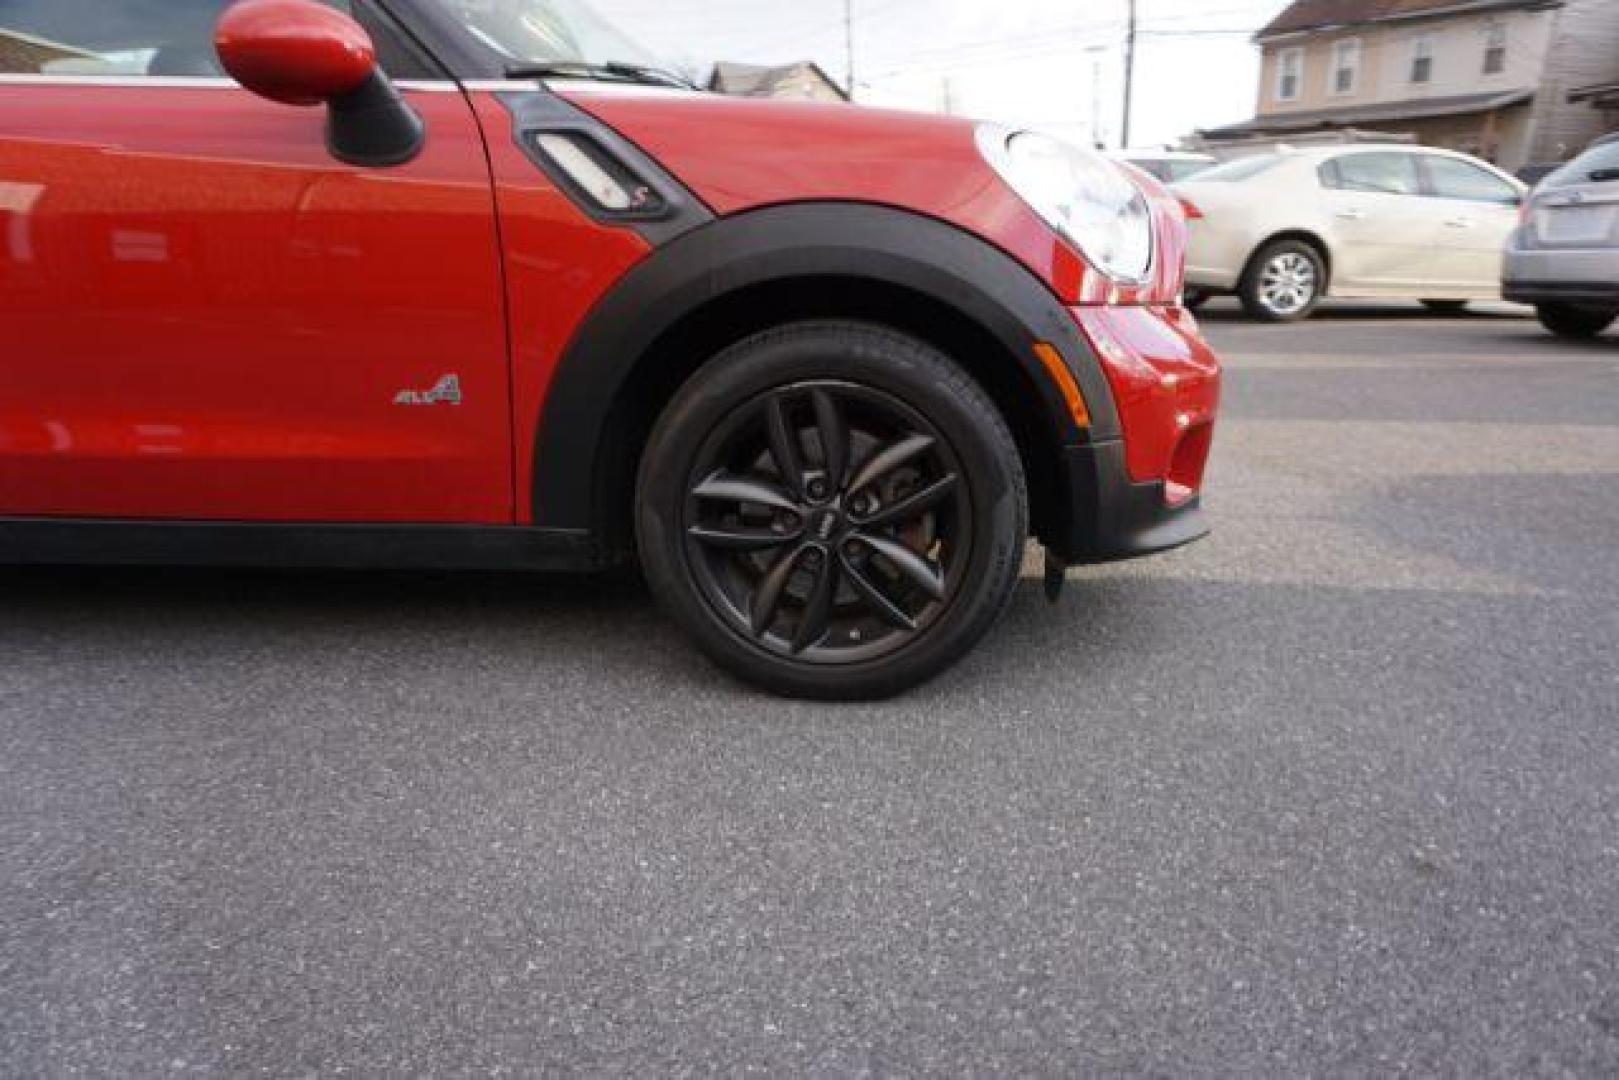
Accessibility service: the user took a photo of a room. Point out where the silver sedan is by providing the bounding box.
[1505,134,1619,339]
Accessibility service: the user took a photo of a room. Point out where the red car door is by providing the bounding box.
[0,2,511,523]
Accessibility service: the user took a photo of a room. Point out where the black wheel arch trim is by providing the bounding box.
[530,201,1123,543]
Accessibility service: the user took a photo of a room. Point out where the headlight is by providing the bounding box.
[976,126,1155,283]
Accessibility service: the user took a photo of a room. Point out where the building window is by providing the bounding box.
[1276,47,1304,102]
[1411,34,1434,84]
[1483,21,1507,75]
[1332,38,1361,95]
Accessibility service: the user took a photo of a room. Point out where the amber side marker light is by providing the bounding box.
[1033,343,1092,430]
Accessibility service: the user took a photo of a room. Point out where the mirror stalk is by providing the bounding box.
[327,71,425,167]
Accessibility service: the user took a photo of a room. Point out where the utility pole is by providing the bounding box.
[1121,0,1137,149]
[1087,45,1108,148]
[844,0,857,101]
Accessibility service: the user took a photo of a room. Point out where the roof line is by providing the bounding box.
[1202,89,1535,136]
[1257,0,1562,41]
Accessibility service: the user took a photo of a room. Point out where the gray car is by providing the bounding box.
[1504,133,1619,339]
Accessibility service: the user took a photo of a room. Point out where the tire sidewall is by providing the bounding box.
[1242,241,1325,322]
[636,322,1027,699]
[1537,303,1617,340]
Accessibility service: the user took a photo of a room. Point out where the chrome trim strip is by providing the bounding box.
[0,74,237,88]
[398,80,466,92]
[0,74,463,91]
[0,74,696,96]
[461,79,548,92]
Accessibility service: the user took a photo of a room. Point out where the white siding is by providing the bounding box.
[1251,1,1619,166]
[1365,9,1551,104]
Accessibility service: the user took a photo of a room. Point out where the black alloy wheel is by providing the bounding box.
[637,322,1028,699]
[683,381,969,664]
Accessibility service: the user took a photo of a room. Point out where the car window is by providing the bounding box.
[1423,156,1520,204]
[1196,155,1285,183]
[1543,139,1619,188]
[427,0,666,71]
[0,0,352,77]
[1166,160,1214,182]
[1320,152,1422,196]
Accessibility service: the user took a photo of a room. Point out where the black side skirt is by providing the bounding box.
[0,520,600,572]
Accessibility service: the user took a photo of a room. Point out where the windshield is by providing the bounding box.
[1542,138,1619,188]
[1192,155,1286,183]
[430,0,668,73]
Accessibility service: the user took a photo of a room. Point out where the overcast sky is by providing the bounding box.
[591,0,1293,149]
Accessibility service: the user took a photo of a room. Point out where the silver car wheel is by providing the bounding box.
[1259,252,1318,316]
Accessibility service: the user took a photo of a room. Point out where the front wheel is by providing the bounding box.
[1536,303,1617,340]
[1239,240,1325,322]
[637,322,1029,700]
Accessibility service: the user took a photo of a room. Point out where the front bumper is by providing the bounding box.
[1054,440,1211,563]
[1044,304,1221,564]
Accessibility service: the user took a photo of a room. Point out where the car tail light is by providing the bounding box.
[1177,197,1204,221]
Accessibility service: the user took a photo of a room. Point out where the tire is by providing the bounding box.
[636,321,1028,700]
[1182,288,1211,312]
[1421,299,1469,316]
[1536,303,1617,340]
[1239,239,1326,322]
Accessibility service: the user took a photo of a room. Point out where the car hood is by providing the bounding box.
[555,86,1187,306]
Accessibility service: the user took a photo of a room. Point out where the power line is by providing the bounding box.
[1141,27,1260,37]
[722,0,914,62]
[625,0,1285,143]
[856,0,1279,82]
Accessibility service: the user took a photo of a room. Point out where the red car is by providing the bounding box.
[0,0,1221,698]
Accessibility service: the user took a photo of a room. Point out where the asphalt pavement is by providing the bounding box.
[3,302,1617,1075]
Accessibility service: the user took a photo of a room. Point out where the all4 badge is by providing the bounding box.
[394,374,464,407]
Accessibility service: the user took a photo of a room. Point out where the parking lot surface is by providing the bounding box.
[3,304,1617,1075]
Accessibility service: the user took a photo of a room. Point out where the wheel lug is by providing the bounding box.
[807,479,829,501]
[803,550,824,570]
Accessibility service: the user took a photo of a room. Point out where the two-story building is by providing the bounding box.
[1201,0,1619,170]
